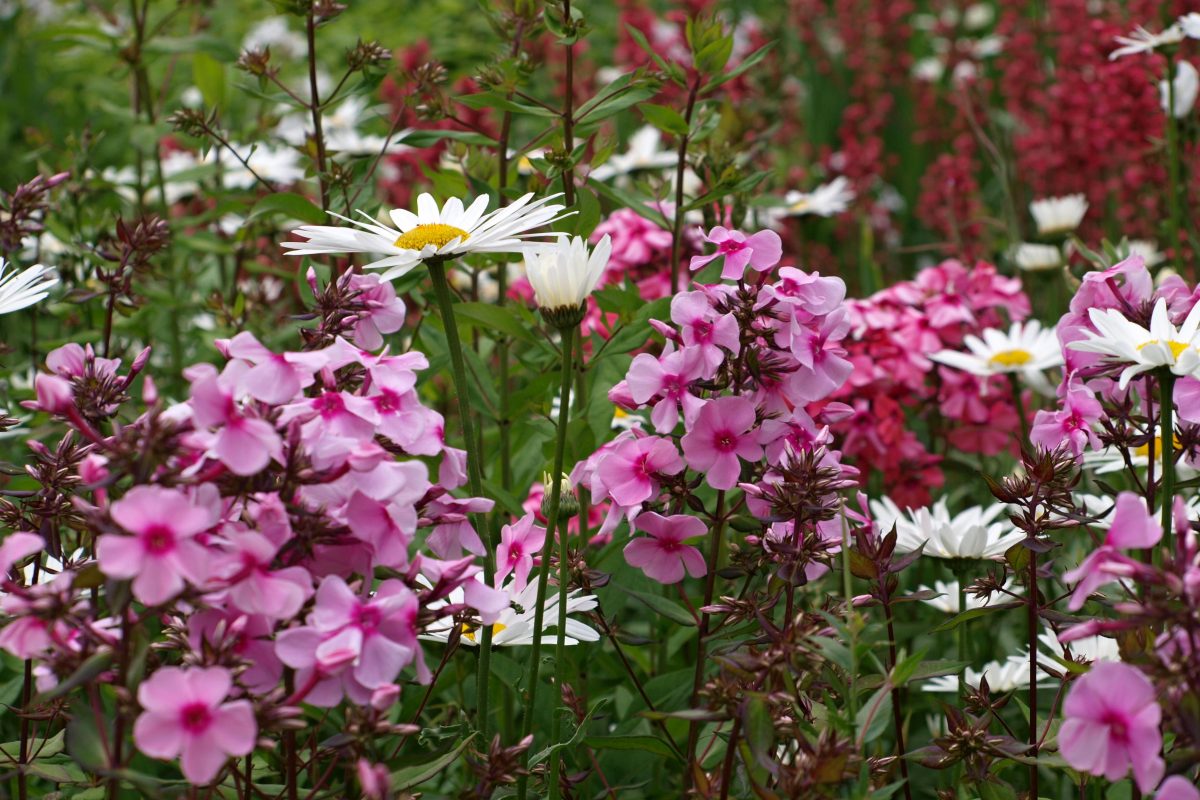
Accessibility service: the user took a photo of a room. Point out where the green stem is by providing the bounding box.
[1160,369,1176,560]
[953,561,969,701]
[684,490,727,772]
[840,502,858,728]
[1009,373,1030,446]
[516,324,576,800]
[427,260,494,736]
[546,509,573,800]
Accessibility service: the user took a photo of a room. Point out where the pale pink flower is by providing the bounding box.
[1031,380,1103,458]
[133,666,256,784]
[624,512,707,584]
[1156,776,1200,800]
[1063,492,1160,610]
[188,365,283,475]
[96,486,217,606]
[496,514,546,591]
[1059,661,1164,792]
[213,529,312,619]
[217,331,328,404]
[689,226,782,280]
[346,272,407,350]
[681,396,763,489]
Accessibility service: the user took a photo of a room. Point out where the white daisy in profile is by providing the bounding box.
[1127,239,1165,268]
[870,497,1023,560]
[1013,242,1064,272]
[923,651,1050,693]
[1109,24,1184,60]
[1068,297,1200,388]
[929,320,1063,381]
[1030,194,1088,236]
[421,575,599,647]
[0,259,58,315]
[1082,425,1196,478]
[917,579,1022,614]
[1161,61,1200,118]
[282,192,569,281]
[774,176,856,220]
[524,234,611,313]
[1039,628,1120,665]
[590,126,678,181]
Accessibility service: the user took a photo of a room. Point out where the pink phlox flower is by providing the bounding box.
[495,513,546,591]
[421,494,494,559]
[594,433,685,507]
[1156,777,1200,800]
[783,307,853,402]
[1031,379,1103,458]
[688,226,782,280]
[46,342,121,381]
[759,267,846,317]
[133,666,256,784]
[625,344,707,432]
[187,610,282,694]
[1063,492,1161,611]
[187,363,284,476]
[624,512,706,584]
[278,387,381,444]
[96,485,218,606]
[216,331,329,405]
[212,526,312,619]
[344,272,407,350]
[670,290,740,375]
[681,396,763,490]
[1059,661,1164,792]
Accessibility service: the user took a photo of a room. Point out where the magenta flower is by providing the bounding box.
[96,486,217,606]
[1059,661,1164,792]
[626,345,706,432]
[496,513,546,591]
[1031,380,1103,458]
[345,272,407,350]
[681,396,763,489]
[133,666,256,784]
[1063,491,1161,610]
[594,435,685,507]
[624,512,707,584]
[213,530,312,620]
[689,226,782,281]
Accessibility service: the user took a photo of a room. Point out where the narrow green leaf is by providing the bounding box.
[248,192,326,226]
[623,587,697,627]
[639,103,689,136]
[583,735,681,762]
[929,602,1024,633]
[391,733,476,790]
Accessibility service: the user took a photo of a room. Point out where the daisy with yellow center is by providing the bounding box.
[1083,426,1195,477]
[929,320,1063,382]
[281,192,569,281]
[421,575,599,648]
[1069,297,1200,388]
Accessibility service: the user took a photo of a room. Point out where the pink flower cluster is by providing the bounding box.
[5,334,505,784]
[573,225,859,583]
[830,258,1030,506]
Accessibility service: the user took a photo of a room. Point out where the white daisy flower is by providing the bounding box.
[1127,239,1165,268]
[0,259,57,315]
[923,651,1049,693]
[928,320,1064,382]
[1081,425,1196,478]
[1160,61,1200,118]
[1013,242,1064,272]
[1039,628,1120,664]
[1068,297,1200,388]
[590,126,678,181]
[422,576,599,647]
[1109,24,1184,60]
[773,176,856,220]
[282,192,569,281]
[1180,12,1200,40]
[524,235,611,314]
[917,579,1022,614]
[870,497,1023,560]
[1030,194,1088,236]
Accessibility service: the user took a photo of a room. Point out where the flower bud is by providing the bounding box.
[541,471,579,519]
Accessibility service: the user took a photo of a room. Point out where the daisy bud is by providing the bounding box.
[525,234,611,329]
[541,471,579,519]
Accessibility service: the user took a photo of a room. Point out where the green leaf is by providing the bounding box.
[398,129,498,148]
[583,734,681,762]
[640,103,689,136]
[623,587,696,627]
[855,685,893,745]
[451,301,539,345]
[248,192,327,226]
[0,730,65,761]
[701,42,776,94]
[742,694,775,768]
[586,179,670,229]
[456,91,558,118]
[929,602,1024,633]
[35,651,114,705]
[27,761,86,783]
[192,53,226,111]
[531,699,607,765]
[391,733,476,791]
[858,660,969,690]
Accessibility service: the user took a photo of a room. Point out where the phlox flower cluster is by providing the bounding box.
[572,224,860,585]
[830,258,1031,506]
[1,326,510,784]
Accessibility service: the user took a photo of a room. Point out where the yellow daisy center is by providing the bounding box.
[613,407,629,419]
[1137,339,1190,359]
[1134,434,1182,459]
[394,223,470,251]
[988,349,1033,367]
[462,622,506,643]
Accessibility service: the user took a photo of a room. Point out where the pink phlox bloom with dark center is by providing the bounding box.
[624,512,707,584]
